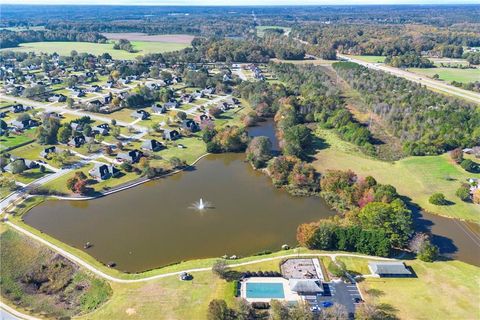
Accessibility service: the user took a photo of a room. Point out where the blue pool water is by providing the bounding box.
[246,282,285,299]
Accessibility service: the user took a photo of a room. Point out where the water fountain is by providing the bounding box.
[191,198,212,211]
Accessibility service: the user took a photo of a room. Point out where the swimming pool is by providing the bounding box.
[246,282,285,299]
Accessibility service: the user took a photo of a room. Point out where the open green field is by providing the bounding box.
[1,41,190,60]
[0,132,34,152]
[349,257,480,320]
[313,128,480,223]
[256,25,292,37]
[407,67,480,84]
[349,55,386,63]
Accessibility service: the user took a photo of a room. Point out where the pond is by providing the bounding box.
[23,119,480,272]
[24,120,336,272]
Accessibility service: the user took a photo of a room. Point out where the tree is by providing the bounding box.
[212,260,228,279]
[234,299,255,320]
[282,124,312,159]
[270,300,290,320]
[209,106,222,118]
[289,302,313,320]
[296,222,319,248]
[429,193,448,205]
[450,148,463,164]
[320,303,348,320]
[66,97,74,108]
[358,200,412,247]
[418,240,439,262]
[456,184,471,201]
[10,160,27,174]
[246,136,272,168]
[473,189,480,205]
[176,111,187,121]
[57,125,72,144]
[169,157,186,169]
[207,299,234,320]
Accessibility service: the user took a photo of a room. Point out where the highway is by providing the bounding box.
[337,54,480,105]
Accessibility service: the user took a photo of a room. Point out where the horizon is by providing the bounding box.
[1,1,479,6]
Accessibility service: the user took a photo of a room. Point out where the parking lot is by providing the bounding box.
[306,281,363,317]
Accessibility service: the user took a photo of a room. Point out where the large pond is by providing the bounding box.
[23,120,480,272]
[24,120,337,272]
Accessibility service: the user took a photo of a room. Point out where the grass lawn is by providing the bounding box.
[153,135,206,164]
[313,128,480,223]
[407,67,480,84]
[256,25,292,37]
[2,41,189,60]
[3,167,52,185]
[353,257,480,320]
[0,132,34,152]
[43,163,94,195]
[349,55,386,63]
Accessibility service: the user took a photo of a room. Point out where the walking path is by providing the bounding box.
[4,220,393,284]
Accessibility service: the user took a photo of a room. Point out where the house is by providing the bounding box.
[11,119,40,130]
[103,95,113,104]
[89,163,120,180]
[51,78,62,85]
[105,80,115,88]
[97,123,110,130]
[70,122,84,132]
[163,129,180,141]
[218,102,230,112]
[226,97,239,105]
[85,71,94,78]
[201,87,215,95]
[43,111,62,120]
[142,139,164,152]
[152,103,168,114]
[25,74,36,81]
[182,119,199,132]
[223,73,232,82]
[3,158,39,173]
[181,94,193,103]
[68,135,86,148]
[164,100,180,109]
[118,77,131,85]
[195,114,211,123]
[40,146,59,158]
[11,104,28,113]
[116,149,144,164]
[73,89,86,98]
[88,100,103,108]
[48,93,67,103]
[131,110,150,120]
[179,272,193,281]
[92,126,109,136]
[89,84,101,92]
[368,261,412,277]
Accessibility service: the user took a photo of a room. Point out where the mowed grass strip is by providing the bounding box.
[348,257,480,320]
[2,41,189,60]
[313,129,480,222]
[407,67,480,84]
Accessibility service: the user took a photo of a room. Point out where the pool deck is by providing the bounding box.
[241,277,300,303]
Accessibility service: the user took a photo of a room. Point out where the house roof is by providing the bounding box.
[288,279,323,293]
[368,262,412,275]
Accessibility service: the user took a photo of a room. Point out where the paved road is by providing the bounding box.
[337,54,480,105]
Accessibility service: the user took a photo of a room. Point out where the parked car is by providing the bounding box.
[321,301,333,308]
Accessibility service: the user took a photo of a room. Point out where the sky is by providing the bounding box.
[1,0,479,5]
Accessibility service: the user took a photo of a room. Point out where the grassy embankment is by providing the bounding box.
[349,55,386,63]
[313,128,480,223]
[1,41,190,60]
[407,67,480,84]
[341,256,480,320]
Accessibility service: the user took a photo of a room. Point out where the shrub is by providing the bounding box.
[418,241,439,262]
[429,193,448,205]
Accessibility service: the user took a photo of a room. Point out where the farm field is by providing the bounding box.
[1,41,190,59]
[313,129,480,223]
[407,67,480,83]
